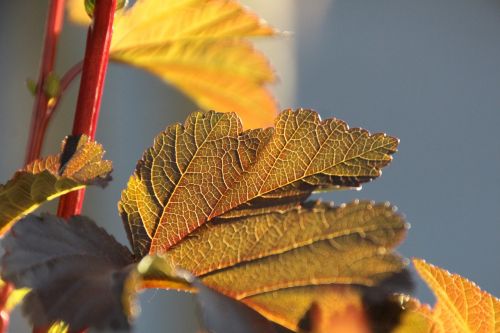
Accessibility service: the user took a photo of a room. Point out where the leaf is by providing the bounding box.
[1,214,135,331]
[242,283,411,333]
[411,259,500,333]
[0,135,112,235]
[66,0,91,25]
[198,203,407,299]
[391,298,433,333]
[109,0,278,129]
[47,322,69,333]
[192,278,282,333]
[245,286,372,332]
[119,109,398,256]
[66,0,279,128]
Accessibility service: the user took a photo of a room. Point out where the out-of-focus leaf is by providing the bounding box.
[109,0,278,129]
[47,321,69,333]
[68,0,279,128]
[245,286,371,332]
[1,214,135,331]
[66,0,92,25]
[391,297,432,333]
[242,283,413,333]
[192,278,281,333]
[119,109,398,256]
[135,255,194,291]
[408,259,500,333]
[0,135,112,235]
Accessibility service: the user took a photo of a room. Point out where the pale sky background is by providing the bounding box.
[1,1,499,332]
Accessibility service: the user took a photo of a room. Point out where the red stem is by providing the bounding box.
[25,0,65,165]
[57,0,117,218]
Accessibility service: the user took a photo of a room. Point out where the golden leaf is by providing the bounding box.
[118,109,406,330]
[410,259,500,333]
[0,135,112,235]
[68,0,279,128]
[243,286,372,332]
[66,0,91,25]
[119,109,399,256]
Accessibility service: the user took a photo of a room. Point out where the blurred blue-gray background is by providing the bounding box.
[1,1,499,332]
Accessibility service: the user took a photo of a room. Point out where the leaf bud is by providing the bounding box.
[43,72,61,99]
[26,78,37,96]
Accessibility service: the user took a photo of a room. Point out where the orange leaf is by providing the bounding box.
[411,259,500,333]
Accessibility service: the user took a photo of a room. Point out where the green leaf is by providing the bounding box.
[0,135,112,235]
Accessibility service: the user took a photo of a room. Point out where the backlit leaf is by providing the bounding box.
[71,0,278,128]
[66,0,92,25]
[411,259,500,333]
[0,135,111,235]
[117,109,406,330]
[243,284,411,333]
[164,201,406,277]
[119,109,398,256]
[1,214,135,331]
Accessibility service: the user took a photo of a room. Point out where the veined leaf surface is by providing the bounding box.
[68,0,279,128]
[0,135,111,235]
[410,259,500,333]
[119,109,398,255]
[118,110,407,330]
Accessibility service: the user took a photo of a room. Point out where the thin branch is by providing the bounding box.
[25,0,65,165]
[57,0,117,218]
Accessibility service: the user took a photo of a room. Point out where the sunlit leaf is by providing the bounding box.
[1,214,135,331]
[409,259,500,333]
[119,109,398,256]
[68,0,279,128]
[110,0,278,129]
[243,283,412,333]
[244,286,371,332]
[47,321,69,333]
[116,109,406,330]
[66,0,91,25]
[165,201,406,277]
[0,135,112,235]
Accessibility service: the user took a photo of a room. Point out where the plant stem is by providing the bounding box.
[25,0,65,165]
[57,0,117,218]
[18,2,64,333]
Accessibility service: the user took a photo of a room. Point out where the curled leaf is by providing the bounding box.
[0,135,112,235]
[1,214,135,331]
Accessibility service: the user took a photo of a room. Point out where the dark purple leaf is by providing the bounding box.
[1,214,135,331]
